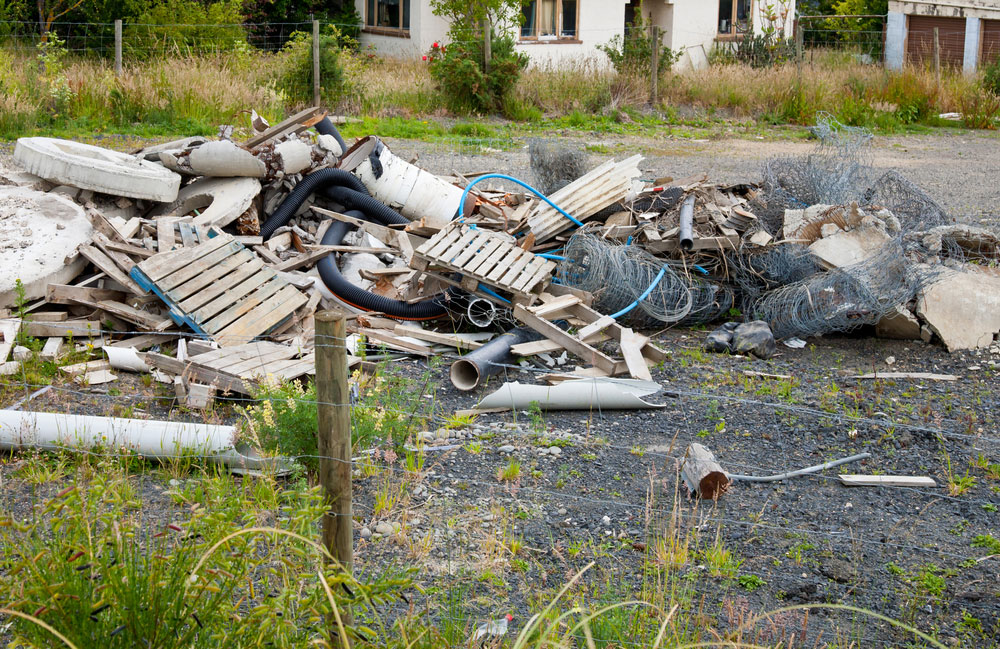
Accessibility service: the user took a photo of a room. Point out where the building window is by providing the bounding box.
[718,0,750,35]
[366,0,410,32]
[521,0,578,41]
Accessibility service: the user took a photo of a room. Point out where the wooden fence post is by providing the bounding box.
[932,26,940,85]
[483,16,492,75]
[114,19,122,77]
[650,24,660,106]
[313,19,321,107]
[315,310,353,582]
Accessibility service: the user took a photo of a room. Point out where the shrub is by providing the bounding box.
[277,25,353,108]
[982,56,1000,97]
[124,0,246,58]
[597,2,679,75]
[427,32,528,114]
[959,86,1000,130]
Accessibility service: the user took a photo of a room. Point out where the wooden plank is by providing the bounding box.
[243,106,323,149]
[839,475,937,488]
[157,217,176,253]
[178,221,197,248]
[22,320,102,338]
[438,229,480,265]
[60,359,112,377]
[78,245,145,296]
[462,237,505,275]
[422,226,464,258]
[254,244,282,265]
[529,294,580,318]
[95,300,173,331]
[28,312,68,322]
[103,239,155,258]
[488,248,529,284]
[0,319,21,363]
[511,334,609,357]
[176,260,265,315]
[191,269,278,326]
[263,356,316,381]
[137,233,231,282]
[213,346,299,376]
[511,256,550,293]
[393,324,484,351]
[359,327,432,356]
[272,248,331,272]
[450,231,495,268]
[311,206,399,246]
[144,352,250,394]
[513,305,617,374]
[159,243,247,294]
[471,240,511,278]
[92,232,138,274]
[620,327,652,381]
[108,333,178,350]
[166,248,254,300]
[213,286,307,347]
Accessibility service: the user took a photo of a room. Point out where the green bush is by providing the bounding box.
[277,25,350,108]
[124,0,246,57]
[428,32,528,114]
[597,4,679,75]
[982,56,1000,97]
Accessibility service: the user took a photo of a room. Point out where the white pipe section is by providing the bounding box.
[476,378,667,412]
[0,410,288,473]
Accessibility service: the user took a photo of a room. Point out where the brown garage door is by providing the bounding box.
[907,15,966,67]
[983,19,1000,67]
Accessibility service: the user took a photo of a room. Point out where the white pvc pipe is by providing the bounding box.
[0,410,287,473]
[340,136,468,223]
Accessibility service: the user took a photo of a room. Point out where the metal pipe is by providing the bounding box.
[679,194,695,251]
[449,326,543,391]
[729,452,870,483]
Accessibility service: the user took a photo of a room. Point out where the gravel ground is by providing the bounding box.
[1,127,999,646]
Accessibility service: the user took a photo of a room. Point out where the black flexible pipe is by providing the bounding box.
[316,211,449,320]
[259,168,368,239]
[315,116,348,158]
[323,185,409,227]
[449,326,545,391]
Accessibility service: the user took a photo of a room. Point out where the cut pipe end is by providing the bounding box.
[680,239,694,251]
[450,359,481,391]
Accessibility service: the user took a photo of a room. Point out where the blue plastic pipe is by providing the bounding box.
[458,174,585,228]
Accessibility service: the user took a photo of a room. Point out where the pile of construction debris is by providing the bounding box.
[1,110,998,411]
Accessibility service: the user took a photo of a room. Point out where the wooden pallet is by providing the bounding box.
[412,224,555,304]
[157,217,212,253]
[130,233,309,347]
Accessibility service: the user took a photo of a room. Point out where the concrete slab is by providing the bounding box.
[14,137,180,202]
[808,224,891,269]
[876,306,922,340]
[152,176,261,229]
[0,187,93,307]
[916,270,1000,352]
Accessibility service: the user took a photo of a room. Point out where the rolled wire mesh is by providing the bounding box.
[726,243,825,310]
[528,138,591,196]
[748,240,924,339]
[558,232,695,326]
[861,170,950,235]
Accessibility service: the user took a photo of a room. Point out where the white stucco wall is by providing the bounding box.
[513,0,629,67]
[354,0,449,58]
[355,0,626,67]
[888,0,1000,20]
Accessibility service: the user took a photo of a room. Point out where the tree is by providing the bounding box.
[36,0,85,38]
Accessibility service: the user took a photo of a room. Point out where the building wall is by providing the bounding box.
[888,0,1000,20]
[356,0,626,67]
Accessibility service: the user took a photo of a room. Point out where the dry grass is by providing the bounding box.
[1,45,994,139]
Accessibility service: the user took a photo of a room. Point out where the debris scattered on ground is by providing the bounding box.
[1,112,997,401]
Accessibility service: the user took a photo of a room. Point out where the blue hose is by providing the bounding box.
[609,267,666,319]
[477,284,511,304]
[537,253,566,261]
[458,174,584,228]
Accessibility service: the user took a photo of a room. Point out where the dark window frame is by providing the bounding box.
[519,0,581,44]
[718,0,752,38]
[364,0,411,37]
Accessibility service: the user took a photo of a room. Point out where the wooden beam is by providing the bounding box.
[22,320,103,338]
[47,284,127,306]
[78,244,145,295]
[513,304,617,374]
[144,352,250,394]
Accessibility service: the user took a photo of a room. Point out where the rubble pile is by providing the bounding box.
[1,110,998,405]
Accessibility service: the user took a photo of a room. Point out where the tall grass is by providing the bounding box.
[0,45,995,140]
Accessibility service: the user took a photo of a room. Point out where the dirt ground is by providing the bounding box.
[2,127,999,647]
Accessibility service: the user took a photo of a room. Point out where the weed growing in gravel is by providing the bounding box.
[444,412,477,429]
[971,533,1000,554]
[498,457,522,482]
[701,532,743,578]
[738,574,766,592]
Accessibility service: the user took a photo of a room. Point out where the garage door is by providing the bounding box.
[907,15,966,67]
[982,19,1000,67]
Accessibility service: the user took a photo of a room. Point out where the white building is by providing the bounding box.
[355,0,796,69]
[885,0,1000,72]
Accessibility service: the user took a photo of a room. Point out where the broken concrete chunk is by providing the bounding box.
[273,140,313,175]
[0,188,93,307]
[13,137,180,202]
[916,270,1000,352]
[152,176,261,229]
[169,140,267,178]
[316,133,343,157]
[876,305,922,340]
[808,224,891,269]
[136,136,209,162]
